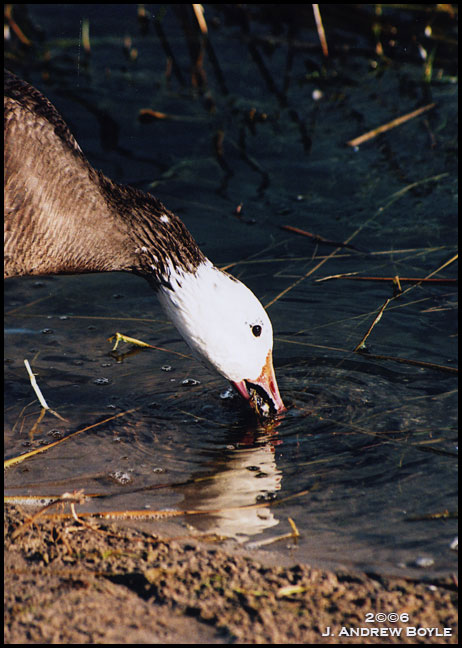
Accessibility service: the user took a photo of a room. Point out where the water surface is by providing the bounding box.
[5,4,457,579]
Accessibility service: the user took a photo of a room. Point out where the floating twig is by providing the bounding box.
[316,273,456,285]
[346,103,436,147]
[23,360,68,424]
[281,225,367,253]
[405,510,458,522]
[355,351,458,374]
[354,298,393,351]
[353,253,458,351]
[81,18,91,55]
[4,4,32,45]
[108,331,191,359]
[24,359,48,409]
[246,516,300,549]
[312,4,329,57]
[4,408,138,469]
[192,3,208,35]
[109,331,157,350]
[138,109,204,122]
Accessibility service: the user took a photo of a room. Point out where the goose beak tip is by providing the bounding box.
[232,351,285,415]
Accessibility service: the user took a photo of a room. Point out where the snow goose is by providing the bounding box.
[4,70,285,415]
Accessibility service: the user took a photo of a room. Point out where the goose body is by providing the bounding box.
[4,70,284,414]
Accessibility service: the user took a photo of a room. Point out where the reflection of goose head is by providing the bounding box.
[181,441,282,541]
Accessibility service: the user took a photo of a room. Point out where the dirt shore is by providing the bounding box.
[4,505,457,644]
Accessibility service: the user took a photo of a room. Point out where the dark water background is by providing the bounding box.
[4,4,458,578]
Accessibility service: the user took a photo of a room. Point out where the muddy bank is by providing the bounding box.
[4,505,457,644]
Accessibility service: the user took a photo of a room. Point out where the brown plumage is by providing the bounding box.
[4,69,204,286]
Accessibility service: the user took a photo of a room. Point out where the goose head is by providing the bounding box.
[157,260,285,415]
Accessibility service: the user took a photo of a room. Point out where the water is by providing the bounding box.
[4,4,457,579]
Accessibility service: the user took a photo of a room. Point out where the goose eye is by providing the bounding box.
[251,324,262,337]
